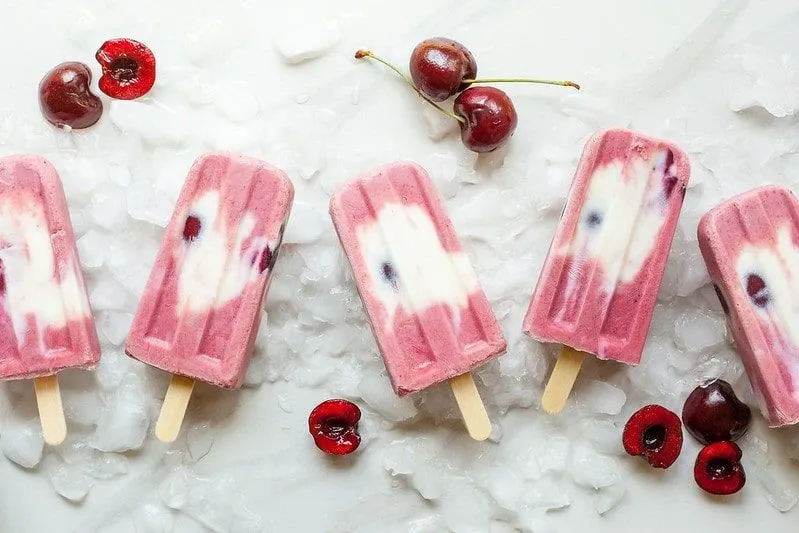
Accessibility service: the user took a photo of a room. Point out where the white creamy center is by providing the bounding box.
[176,190,264,313]
[0,195,90,345]
[558,151,670,287]
[356,203,478,321]
[735,225,799,350]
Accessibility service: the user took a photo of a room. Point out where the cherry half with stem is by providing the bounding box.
[409,37,579,101]
[357,49,518,152]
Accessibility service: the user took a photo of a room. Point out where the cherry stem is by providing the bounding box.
[355,49,466,124]
[464,78,581,90]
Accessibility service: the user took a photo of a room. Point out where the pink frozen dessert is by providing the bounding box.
[523,129,690,413]
[524,128,690,363]
[0,155,101,444]
[698,185,799,427]
[126,152,294,389]
[329,162,506,397]
[0,155,100,378]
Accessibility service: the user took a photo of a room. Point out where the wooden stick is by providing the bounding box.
[449,372,492,441]
[155,375,195,443]
[541,346,585,414]
[33,375,67,446]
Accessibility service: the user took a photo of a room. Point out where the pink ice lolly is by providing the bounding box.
[329,162,506,396]
[0,155,100,379]
[0,155,101,445]
[698,185,799,427]
[126,152,293,390]
[523,128,690,365]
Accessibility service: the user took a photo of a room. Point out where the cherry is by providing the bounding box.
[355,47,578,153]
[622,404,683,469]
[409,38,477,102]
[182,215,201,241]
[682,379,751,445]
[38,62,103,130]
[95,38,156,100]
[694,441,746,495]
[258,246,273,273]
[745,273,769,307]
[308,399,361,456]
[453,86,518,153]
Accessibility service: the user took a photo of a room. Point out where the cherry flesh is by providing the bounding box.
[96,38,156,100]
[38,62,103,130]
[308,399,361,456]
[694,441,746,496]
[622,404,683,469]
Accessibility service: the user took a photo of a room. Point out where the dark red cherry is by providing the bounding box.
[745,274,769,307]
[183,215,201,241]
[38,62,103,130]
[682,379,751,445]
[258,246,273,273]
[409,37,477,102]
[453,86,518,153]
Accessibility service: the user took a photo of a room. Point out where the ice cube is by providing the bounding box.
[184,20,245,64]
[673,308,726,352]
[568,443,621,489]
[160,466,262,532]
[576,380,627,416]
[134,503,175,533]
[91,374,150,452]
[109,100,189,146]
[273,19,340,64]
[595,484,626,515]
[214,82,260,123]
[76,229,106,269]
[99,311,135,346]
[48,457,94,502]
[282,202,324,244]
[58,439,128,480]
[187,423,214,463]
[89,276,129,311]
[441,482,491,533]
[421,102,459,140]
[1,419,44,469]
[90,186,128,230]
[358,371,418,422]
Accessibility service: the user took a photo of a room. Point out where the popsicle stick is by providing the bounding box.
[541,346,585,414]
[449,372,491,441]
[33,375,67,446]
[155,375,195,443]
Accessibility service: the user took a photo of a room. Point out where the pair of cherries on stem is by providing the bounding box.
[357,37,580,152]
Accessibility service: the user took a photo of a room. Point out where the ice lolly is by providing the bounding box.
[523,129,690,413]
[0,155,101,445]
[330,161,506,440]
[126,152,293,442]
[698,185,799,427]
